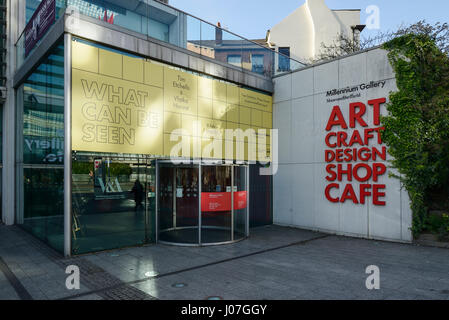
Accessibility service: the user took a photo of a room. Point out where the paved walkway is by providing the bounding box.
[0,224,448,300]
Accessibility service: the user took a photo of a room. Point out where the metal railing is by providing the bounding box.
[16,0,306,77]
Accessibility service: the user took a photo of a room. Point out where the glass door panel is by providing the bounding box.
[201,165,232,244]
[233,166,248,240]
[145,161,156,243]
[72,155,150,254]
[158,163,199,244]
[158,165,174,232]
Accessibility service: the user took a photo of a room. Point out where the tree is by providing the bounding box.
[315,21,449,62]
[381,29,449,238]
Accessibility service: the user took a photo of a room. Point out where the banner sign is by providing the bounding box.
[25,0,56,57]
[201,191,248,212]
[233,191,247,210]
[201,192,232,212]
[71,40,273,160]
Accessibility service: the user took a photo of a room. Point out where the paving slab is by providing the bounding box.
[1,224,449,300]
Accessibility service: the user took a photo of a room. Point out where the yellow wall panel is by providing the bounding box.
[200,118,226,138]
[198,77,213,99]
[240,125,257,144]
[182,114,199,137]
[227,84,239,104]
[72,40,273,161]
[99,49,122,78]
[164,133,182,158]
[164,111,181,134]
[226,104,239,123]
[164,67,198,116]
[212,100,227,121]
[226,121,239,131]
[72,41,98,73]
[198,98,213,119]
[251,109,263,127]
[240,88,272,113]
[213,81,227,102]
[144,61,164,88]
[239,106,251,125]
[72,69,163,155]
[123,56,144,83]
[262,112,272,129]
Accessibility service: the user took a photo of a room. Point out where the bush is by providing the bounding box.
[381,26,449,239]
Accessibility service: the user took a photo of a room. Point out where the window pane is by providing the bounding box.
[278,47,291,72]
[251,54,264,75]
[72,156,154,255]
[18,40,65,254]
[227,55,242,67]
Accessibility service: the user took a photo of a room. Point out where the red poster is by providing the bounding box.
[201,191,248,212]
[201,192,232,212]
[234,191,248,210]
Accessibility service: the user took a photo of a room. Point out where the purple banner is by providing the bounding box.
[25,0,56,57]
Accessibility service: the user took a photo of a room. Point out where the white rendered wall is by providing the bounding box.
[269,0,360,62]
[269,4,315,61]
[272,48,413,243]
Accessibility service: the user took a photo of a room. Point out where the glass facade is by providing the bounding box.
[19,0,304,77]
[72,153,155,255]
[158,162,200,244]
[278,47,291,72]
[17,41,65,253]
[13,7,274,254]
[201,165,232,243]
[0,101,2,220]
[158,162,248,246]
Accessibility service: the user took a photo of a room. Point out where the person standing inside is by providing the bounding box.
[131,179,144,212]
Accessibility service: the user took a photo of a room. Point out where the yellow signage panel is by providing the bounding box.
[240,89,273,113]
[72,69,164,155]
[71,40,273,160]
[163,67,198,115]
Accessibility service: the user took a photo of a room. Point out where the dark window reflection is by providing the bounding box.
[72,156,156,255]
[19,41,65,253]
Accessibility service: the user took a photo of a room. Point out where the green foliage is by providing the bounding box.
[72,161,92,175]
[426,213,449,241]
[381,28,449,238]
[108,163,132,176]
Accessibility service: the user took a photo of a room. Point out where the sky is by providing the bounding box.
[169,0,449,40]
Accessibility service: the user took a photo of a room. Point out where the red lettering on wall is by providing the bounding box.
[324,97,388,206]
[368,98,386,126]
[349,102,368,128]
[373,184,386,205]
[326,106,348,131]
[325,184,340,203]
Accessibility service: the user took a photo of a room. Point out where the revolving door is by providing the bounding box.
[157,161,249,246]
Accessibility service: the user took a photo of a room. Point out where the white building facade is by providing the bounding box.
[272,47,413,243]
[268,0,361,62]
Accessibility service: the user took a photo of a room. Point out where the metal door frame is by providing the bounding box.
[156,159,249,246]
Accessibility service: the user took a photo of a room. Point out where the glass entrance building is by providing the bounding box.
[7,0,302,256]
